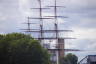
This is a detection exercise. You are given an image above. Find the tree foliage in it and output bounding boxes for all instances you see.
[0,33,50,64]
[60,53,78,64]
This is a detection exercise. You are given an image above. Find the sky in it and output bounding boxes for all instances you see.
[0,0,96,61]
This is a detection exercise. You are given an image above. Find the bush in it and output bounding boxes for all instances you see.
[0,33,50,64]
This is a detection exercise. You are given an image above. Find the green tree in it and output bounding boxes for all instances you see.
[60,53,78,64]
[0,33,50,64]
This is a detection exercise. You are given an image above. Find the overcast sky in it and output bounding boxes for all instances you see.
[0,0,96,61]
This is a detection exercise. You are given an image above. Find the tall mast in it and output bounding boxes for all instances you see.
[20,0,81,64]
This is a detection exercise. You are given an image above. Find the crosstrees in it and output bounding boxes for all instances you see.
[45,0,75,64]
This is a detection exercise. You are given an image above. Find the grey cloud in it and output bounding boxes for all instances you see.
[0,0,24,33]
[0,0,96,60]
